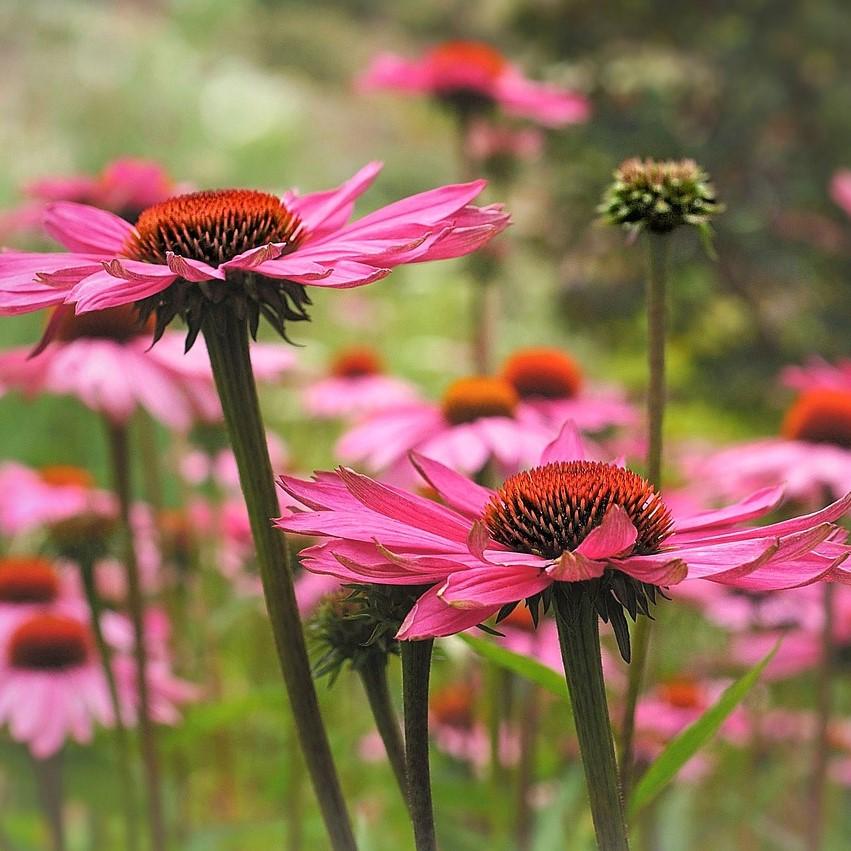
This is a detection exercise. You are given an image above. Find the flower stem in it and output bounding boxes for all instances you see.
[808,581,835,851]
[556,591,629,851]
[78,556,140,851]
[105,419,167,851]
[619,233,670,795]
[31,752,65,851]
[201,312,356,851]
[515,681,539,851]
[358,657,409,810]
[400,639,436,851]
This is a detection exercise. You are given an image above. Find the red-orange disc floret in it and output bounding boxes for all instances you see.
[127,189,304,267]
[782,389,851,449]
[428,41,508,85]
[441,376,519,425]
[0,557,60,604]
[331,347,384,379]
[484,460,672,560]
[429,682,477,730]
[659,678,703,710]
[51,304,152,343]
[501,348,583,400]
[39,465,95,489]
[8,613,91,670]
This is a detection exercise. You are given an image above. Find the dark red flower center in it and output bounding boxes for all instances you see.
[782,389,851,448]
[8,613,90,670]
[39,465,94,489]
[127,189,304,267]
[331,347,384,378]
[484,461,672,560]
[659,678,703,710]
[51,304,151,343]
[501,348,583,400]
[441,376,518,425]
[430,682,476,729]
[428,41,508,88]
[0,557,60,604]
[500,604,536,633]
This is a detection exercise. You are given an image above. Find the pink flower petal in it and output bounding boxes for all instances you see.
[43,202,134,254]
[438,565,550,608]
[409,452,493,518]
[539,420,587,465]
[397,585,500,640]
[576,505,638,559]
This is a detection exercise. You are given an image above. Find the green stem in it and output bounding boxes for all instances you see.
[201,313,356,851]
[358,658,409,811]
[401,639,436,851]
[515,682,539,851]
[31,752,65,851]
[105,419,167,851]
[78,556,140,851]
[808,581,835,851]
[556,592,629,851]
[620,233,670,796]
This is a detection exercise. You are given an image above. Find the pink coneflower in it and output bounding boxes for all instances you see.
[0,157,183,242]
[830,169,851,218]
[0,163,508,346]
[358,41,590,127]
[302,347,419,420]
[0,557,74,641]
[465,120,545,176]
[337,375,556,480]
[500,348,637,433]
[277,424,851,656]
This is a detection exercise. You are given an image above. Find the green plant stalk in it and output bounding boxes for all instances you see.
[31,752,65,851]
[105,419,167,851]
[556,591,629,851]
[78,556,140,851]
[515,681,539,851]
[201,312,356,851]
[619,233,670,796]
[401,639,437,851]
[358,657,409,810]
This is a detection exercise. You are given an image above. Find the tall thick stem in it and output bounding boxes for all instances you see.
[32,753,65,851]
[105,419,167,851]
[201,314,356,851]
[808,581,835,851]
[556,592,629,851]
[619,234,670,796]
[358,657,408,810]
[78,557,139,851]
[401,639,436,851]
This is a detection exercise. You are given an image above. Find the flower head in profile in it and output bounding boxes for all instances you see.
[600,158,721,237]
[302,347,419,420]
[336,375,556,481]
[0,163,507,350]
[358,41,590,127]
[277,424,851,661]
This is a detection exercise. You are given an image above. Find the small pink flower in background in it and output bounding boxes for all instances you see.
[830,169,851,218]
[0,162,508,326]
[181,433,290,491]
[0,157,184,242]
[465,120,545,173]
[358,41,590,127]
[302,347,419,420]
[337,376,556,481]
[278,423,851,646]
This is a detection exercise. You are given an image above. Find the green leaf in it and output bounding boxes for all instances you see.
[629,640,780,815]
[458,633,569,700]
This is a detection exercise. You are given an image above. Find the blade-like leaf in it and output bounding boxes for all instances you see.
[629,640,780,815]
[459,633,569,701]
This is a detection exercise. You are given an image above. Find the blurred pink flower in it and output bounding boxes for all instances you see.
[302,347,419,420]
[830,169,851,218]
[277,423,851,642]
[358,41,590,127]
[465,120,544,166]
[0,162,508,317]
[336,376,556,480]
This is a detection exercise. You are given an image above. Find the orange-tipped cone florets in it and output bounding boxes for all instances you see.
[39,465,95,489]
[430,682,477,730]
[8,613,91,670]
[659,678,703,710]
[0,557,60,604]
[484,460,672,560]
[51,304,151,343]
[331,347,384,378]
[782,389,851,448]
[441,376,519,425]
[428,41,507,85]
[501,348,583,400]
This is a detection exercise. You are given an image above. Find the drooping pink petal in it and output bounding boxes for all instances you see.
[409,452,493,518]
[576,505,638,559]
[69,264,178,312]
[674,485,786,533]
[397,585,501,640]
[293,162,383,235]
[43,202,134,254]
[495,72,591,127]
[438,565,550,608]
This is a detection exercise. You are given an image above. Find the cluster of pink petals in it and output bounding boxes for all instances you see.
[277,424,851,641]
[303,372,420,420]
[180,433,290,491]
[830,169,851,218]
[521,389,638,434]
[358,47,590,128]
[0,157,183,243]
[0,162,508,317]
[337,400,557,482]
[465,120,545,164]
[781,356,851,394]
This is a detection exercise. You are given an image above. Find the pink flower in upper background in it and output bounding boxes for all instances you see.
[337,375,556,482]
[0,157,184,243]
[277,424,851,656]
[0,162,509,351]
[830,169,851,218]
[358,41,590,127]
[302,347,419,420]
